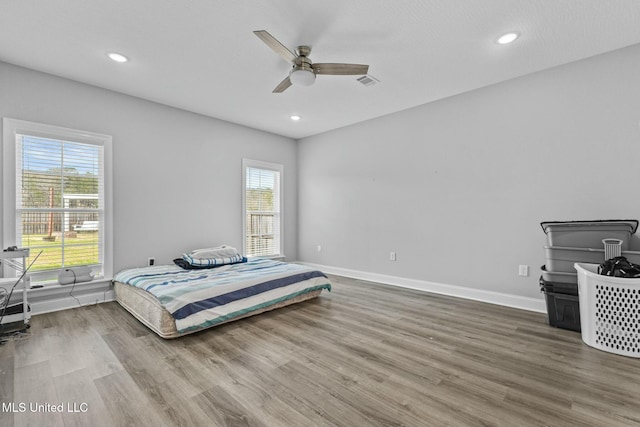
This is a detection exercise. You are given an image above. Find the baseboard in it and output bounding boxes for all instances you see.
[24,265,546,315]
[298,262,546,313]
[27,279,115,315]
[30,290,115,315]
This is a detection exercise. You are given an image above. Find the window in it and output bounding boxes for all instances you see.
[2,118,112,283]
[242,159,283,258]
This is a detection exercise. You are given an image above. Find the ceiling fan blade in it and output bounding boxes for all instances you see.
[253,30,296,63]
[273,76,292,93]
[312,63,369,75]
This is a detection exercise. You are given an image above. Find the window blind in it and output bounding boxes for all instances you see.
[244,164,281,257]
[16,134,104,276]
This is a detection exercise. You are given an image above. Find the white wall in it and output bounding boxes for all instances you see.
[0,61,298,274]
[298,43,640,302]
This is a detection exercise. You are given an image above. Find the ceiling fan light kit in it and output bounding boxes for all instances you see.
[253,30,370,93]
[290,68,316,86]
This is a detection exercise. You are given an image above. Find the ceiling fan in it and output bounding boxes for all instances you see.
[253,30,369,93]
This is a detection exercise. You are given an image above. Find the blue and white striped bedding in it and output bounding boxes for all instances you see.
[114,259,331,334]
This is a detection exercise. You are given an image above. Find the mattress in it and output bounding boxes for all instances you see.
[113,259,331,338]
[114,281,323,338]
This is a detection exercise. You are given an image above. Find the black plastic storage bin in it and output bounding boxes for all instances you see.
[538,276,578,296]
[539,277,581,332]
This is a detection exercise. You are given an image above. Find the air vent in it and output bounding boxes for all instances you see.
[356,75,380,87]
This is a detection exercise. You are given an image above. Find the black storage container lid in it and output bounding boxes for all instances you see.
[540,219,638,234]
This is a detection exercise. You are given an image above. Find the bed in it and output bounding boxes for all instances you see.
[113,258,332,338]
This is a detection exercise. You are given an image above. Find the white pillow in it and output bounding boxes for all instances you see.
[189,245,239,260]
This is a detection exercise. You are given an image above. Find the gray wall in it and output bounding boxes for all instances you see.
[297,43,640,300]
[0,61,298,272]
[4,41,640,304]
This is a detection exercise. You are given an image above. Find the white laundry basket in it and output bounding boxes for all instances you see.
[574,263,640,357]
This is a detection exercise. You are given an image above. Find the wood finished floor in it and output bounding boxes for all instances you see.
[1,274,640,427]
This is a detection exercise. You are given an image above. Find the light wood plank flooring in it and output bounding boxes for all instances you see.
[2,274,640,427]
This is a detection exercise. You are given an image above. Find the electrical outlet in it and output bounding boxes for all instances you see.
[148,257,155,266]
[518,265,529,277]
[390,251,396,261]
[317,245,322,253]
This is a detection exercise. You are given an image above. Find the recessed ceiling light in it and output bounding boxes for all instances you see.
[107,52,128,63]
[290,115,301,121]
[497,32,519,45]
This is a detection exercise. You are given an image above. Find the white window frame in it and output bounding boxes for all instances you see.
[242,158,284,259]
[2,118,113,283]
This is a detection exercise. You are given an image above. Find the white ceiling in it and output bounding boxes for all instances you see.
[2,1,640,139]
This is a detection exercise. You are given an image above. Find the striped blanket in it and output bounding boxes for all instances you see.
[113,259,331,333]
